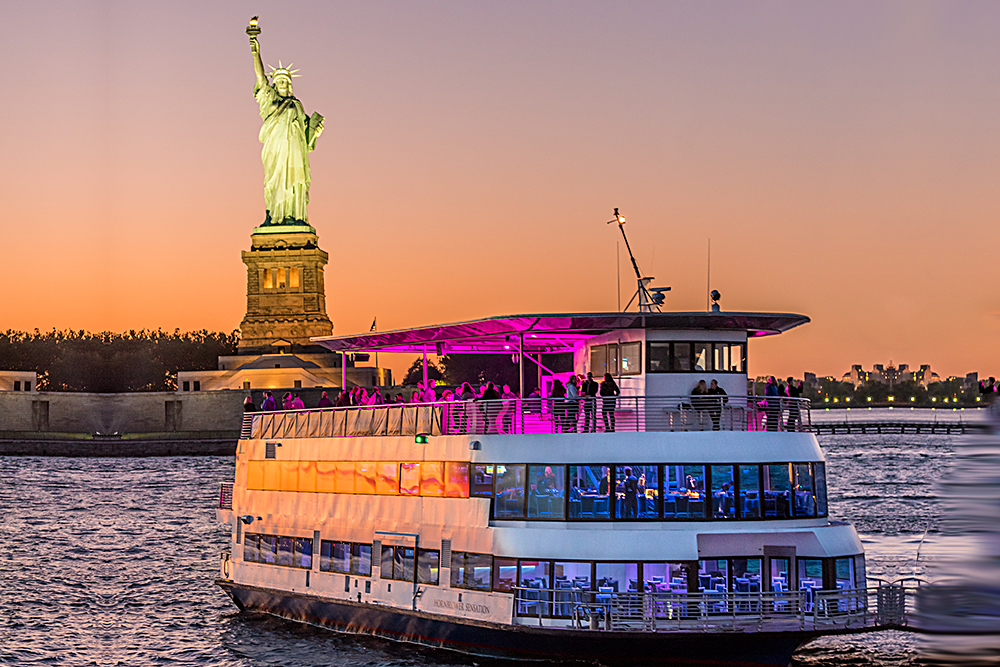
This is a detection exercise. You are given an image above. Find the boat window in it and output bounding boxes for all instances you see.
[399,462,420,495]
[763,464,792,519]
[698,559,729,594]
[596,562,638,594]
[739,464,761,518]
[835,557,855,590]
[293,538,312,569]
[792,463,815,517]
[712,344,730,374]
[711,465,736,519]
[607,344,619,375]
[351,544,372,576]
[493,558,518,592]
[769,557,790,593]
[797,558,823,590]
[647,343,671,372]
[568,465,611,519]
[554,562,591,592]
[494,465,526,519]
[397,547,415,582]
[380,545,394,578]
[452,552,492,591]
[590,345,608,376]
[693,343,710,371]
[380,545,415,582]
[375,462,398,494]
[471,465,494,498]
[243,533,259,562]
[276,537,294,566]
[518,560,551,592]
[527,465,565,519]
[615,465,659,519]
[672,343,691,372]
[259,535,276,564]
[417,549,440,585]
[642,562,688,593]
[730,344,746,373]
[323,541,350,573]
[335,462,355,493]
[445,462,470,497]
[814,463,828,516]
[420,462,445,497]
[355,462,377,494]
[854,555,866,590]
[620,342,641,375]
[730,558,762,593]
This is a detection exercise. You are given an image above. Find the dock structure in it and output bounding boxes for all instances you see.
[812,421,984,436]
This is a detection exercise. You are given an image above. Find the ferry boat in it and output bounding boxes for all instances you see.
[216,311,899,666]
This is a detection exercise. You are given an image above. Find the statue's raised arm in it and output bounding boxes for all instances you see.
[246,18,322,227]
[250,36,267,90]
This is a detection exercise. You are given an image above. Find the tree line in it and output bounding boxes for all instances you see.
[0,329,239,392]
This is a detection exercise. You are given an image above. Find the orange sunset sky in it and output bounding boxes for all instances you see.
[2,1,998,382]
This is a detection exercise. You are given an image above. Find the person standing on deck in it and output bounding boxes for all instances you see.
[581,372,599,433]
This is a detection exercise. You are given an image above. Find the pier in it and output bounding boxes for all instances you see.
[812,420,984,435]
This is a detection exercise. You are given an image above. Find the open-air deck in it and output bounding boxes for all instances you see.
[243,395,812,440]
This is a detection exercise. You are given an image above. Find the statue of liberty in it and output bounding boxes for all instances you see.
[249,24,324,226]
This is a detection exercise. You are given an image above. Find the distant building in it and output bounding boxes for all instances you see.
[842,361,940,388]
[0,370,37,392]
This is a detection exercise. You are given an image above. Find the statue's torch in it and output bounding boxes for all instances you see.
[246,16,261,38]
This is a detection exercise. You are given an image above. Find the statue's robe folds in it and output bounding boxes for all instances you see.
[255,82,317,225]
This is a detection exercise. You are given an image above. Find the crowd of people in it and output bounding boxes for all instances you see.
[239,371,623,435]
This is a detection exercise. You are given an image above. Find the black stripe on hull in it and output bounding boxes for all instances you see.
[217,580,815,666]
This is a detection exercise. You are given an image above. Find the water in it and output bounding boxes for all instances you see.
[0,434,975,666]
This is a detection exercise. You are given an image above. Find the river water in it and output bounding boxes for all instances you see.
[0,432,979,666]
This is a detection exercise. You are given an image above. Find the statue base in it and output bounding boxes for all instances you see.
[238,224,333,354]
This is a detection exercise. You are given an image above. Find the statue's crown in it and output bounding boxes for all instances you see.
[268,60,301,84]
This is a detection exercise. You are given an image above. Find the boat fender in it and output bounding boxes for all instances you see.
[223,556,230,578]
[357,592,361,603]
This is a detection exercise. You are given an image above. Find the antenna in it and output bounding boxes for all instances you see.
[607,208,670,312]
[706,238,711,311]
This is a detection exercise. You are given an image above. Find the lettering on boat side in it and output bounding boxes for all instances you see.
[433,599,490,615]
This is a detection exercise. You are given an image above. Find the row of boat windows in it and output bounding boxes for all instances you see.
[476,462,828,521]
[241,533,864,607]
[245,460,827,522]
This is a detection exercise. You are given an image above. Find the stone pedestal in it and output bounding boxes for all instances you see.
[238,224,333,353]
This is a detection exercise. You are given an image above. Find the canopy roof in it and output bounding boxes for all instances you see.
[312,312,809,355]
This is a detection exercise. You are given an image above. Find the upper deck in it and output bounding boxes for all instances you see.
[244,394,812,441]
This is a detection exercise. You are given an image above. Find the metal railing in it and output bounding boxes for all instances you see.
[219,482,234,510]
[245,395,812,440]
[510,580,919,633]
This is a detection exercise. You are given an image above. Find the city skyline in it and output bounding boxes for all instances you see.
[3,2,999,383]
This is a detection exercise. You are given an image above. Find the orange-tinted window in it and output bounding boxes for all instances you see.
[335,462,355,493]
[356,462,376,494]
[376,462,399,494]
[298,460,317,493]
[445,462,470,498]
[400,462,420,495]
[280,461,299,492]
[247,460,265,490]
[262,461,281,491]
[316,461,337,493]
[420,461,445,497]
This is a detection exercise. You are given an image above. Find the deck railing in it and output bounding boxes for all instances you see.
[510,581,918,633]
[245,395,812,440]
